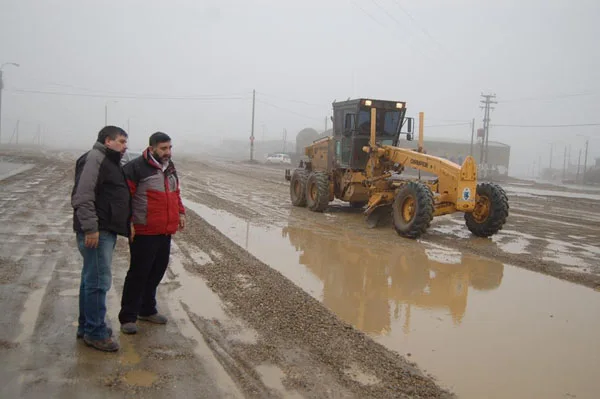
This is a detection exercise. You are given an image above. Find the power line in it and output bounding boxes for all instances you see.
[352,0,434,62]
[493,122,600,128]
[391,0,447,52]
[255,99,323,122]
[424,122,471,128]
[255,91,327,108]
[499,91,599,103]
[350,0,384,26]
[6,88,251,101]
[42,81,248,99]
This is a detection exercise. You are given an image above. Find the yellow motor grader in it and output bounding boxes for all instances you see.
[284,98,509,239]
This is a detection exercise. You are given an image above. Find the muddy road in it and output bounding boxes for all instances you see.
[0,149,452,399]
[176,156,600,399]
[1,149,599,399]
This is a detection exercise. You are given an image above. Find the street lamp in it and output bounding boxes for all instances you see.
[0,62,20,144]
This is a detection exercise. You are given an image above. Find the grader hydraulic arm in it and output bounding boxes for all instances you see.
[366,144,478,214]
[361,108,478,220]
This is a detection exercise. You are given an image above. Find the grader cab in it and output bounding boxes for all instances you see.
[285,98,509,239]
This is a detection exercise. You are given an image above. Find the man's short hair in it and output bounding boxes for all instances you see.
[97,126,128,144]
[149,132,171,147]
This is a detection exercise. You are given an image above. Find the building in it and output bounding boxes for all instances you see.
[294,127,511,176]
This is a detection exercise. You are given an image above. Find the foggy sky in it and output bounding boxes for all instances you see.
[1,0,599,176]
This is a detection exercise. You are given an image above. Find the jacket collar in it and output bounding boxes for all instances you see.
[143,147,174,172]
[93,142,122,163]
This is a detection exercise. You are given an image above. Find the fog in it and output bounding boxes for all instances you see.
[1,0,599,176]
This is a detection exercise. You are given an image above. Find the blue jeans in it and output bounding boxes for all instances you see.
[76,231,117,340]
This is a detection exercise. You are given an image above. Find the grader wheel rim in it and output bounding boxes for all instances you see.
[293,180,302,197]
[401,196,416,222]
[473,195,491,223]
[309,183,318,202]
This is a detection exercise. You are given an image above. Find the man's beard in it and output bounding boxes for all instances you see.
[153,151,170,164]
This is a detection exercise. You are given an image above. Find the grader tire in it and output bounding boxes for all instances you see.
[290,169,309,207]
[306,172,330,212]
[392,181,434,239]
[465,182,509,237]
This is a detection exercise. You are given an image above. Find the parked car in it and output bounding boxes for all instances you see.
[265,153,291,165]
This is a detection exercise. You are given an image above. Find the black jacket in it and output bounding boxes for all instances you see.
[71,142,131,236]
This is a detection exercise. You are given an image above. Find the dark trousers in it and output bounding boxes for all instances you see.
[119,234,171,324]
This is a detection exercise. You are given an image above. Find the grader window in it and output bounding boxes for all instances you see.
[344,113,356,130]
[357,108,402,137]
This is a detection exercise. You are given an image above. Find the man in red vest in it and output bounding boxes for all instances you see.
[118,132,185,334]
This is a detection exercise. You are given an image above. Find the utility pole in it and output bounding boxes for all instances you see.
[282,128,287,153]
[583,139,589,184]
[250,89,255,161]
[9,119,19,144]
[563,145,567,180]
[480,93,497,178]
[0,69,3,145]
[576,149,582,183]
[0,62,20,145]
[538,155,542,179]
[469,118,475,156]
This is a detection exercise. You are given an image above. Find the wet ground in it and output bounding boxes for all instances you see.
[1,148,599,398]
[0,150,451,399]
[177,157,600,399]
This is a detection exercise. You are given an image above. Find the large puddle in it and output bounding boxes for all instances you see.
[184,199,600,399]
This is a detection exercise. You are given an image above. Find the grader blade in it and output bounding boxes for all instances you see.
[365,204,392,228]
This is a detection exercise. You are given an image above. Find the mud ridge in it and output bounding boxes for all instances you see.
[178,210,454,399]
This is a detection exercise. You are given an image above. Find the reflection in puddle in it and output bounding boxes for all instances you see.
[185,199,600,399]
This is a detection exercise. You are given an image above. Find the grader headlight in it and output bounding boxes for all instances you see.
[364,100,372,106]
[396,102,404,109]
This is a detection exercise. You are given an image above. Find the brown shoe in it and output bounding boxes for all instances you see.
[83,336,119,352]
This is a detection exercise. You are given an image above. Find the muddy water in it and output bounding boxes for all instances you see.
[185,199,600,399]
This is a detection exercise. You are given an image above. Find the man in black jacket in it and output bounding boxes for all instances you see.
[71,126,130,352]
